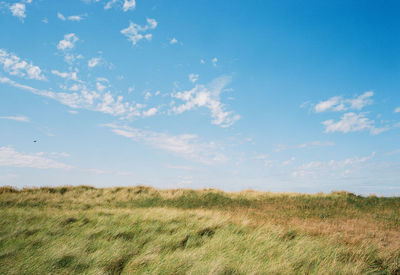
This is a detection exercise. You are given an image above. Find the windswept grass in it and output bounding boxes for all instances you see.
[0,186,399,274]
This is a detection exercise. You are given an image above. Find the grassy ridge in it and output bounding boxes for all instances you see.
[0,186,399,274]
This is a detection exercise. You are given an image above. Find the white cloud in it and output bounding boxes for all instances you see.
[51,70,79,81]
[0,146,72,170]
[0,76,145,119]
[121,19,158,46]
[103,124,228,165]
[58,12,87,21]
[57,33,79,51]
[10,3,26,19]
[282,157,295,166]
[142,107,158,117]
[188,73,199,83]
[86,0,135,11]
[0,115,30,122]
[315,91,373,113]
[57,12,66,20]
[293,152,376,179]
[0,49,46,80]
[322,112,388,135]
[212,57,218,67]
[96,82,107,92]
[170,38,178,44]
[275,141,335,152]
[88,57,101,68]
[144,91,151,100]
[171,76,240,127]
[104,0,118,9]
[122,0,136,11]
[395,107,400,113]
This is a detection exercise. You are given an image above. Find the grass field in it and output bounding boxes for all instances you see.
[0,185,399,274]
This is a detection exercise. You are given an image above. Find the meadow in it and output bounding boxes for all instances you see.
[0,185,399,274]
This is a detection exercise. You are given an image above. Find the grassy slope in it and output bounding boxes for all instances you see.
[0,186,399,274]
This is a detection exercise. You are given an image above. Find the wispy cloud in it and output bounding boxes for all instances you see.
[57,12,88,22]
[57,33,79,51]
[170,38,178,44]
[0,49,46,80]
[0,146,73,170]
[395,107,400,113]
[212,57,218,67]
[142,107,158,117]
[121,18,157,46]
[315,91,373,113]
[171,76,240,127]
[88,57,101,68]
[292,152,376,178]
[274,141,335,152]
[103,0,136,11]
[322,112,388,135]
[103,124,228,165]
[0,76,147,119]
[188,73,199,83]
[51,70,79,81]
[0,115,30,122]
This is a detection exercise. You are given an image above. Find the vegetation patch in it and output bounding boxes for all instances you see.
[0,186,399,274]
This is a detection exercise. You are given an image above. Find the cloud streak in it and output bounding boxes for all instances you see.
[315,91,373,113]
[0,146,73,170]
[103,124,228,165]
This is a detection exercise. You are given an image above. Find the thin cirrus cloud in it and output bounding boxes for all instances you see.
[292,152,376,179]
[0,146,73,170]
[0,49,46,80]
[274,141,335,152]
[395,107,400,113]
[120,18,158,46]
[103,124,229,165]
[171,75,240,127]
[0,115,30,122]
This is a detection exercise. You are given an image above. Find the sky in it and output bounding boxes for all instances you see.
[0,0,399,195]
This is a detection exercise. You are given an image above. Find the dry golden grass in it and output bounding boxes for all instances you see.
[0,185,399,274]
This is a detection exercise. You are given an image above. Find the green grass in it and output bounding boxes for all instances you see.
[0,186,399,274]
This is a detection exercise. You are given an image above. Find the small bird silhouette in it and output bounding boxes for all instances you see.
[33,140,38,143]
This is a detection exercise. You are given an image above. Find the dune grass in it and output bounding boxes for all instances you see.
[0,185,399,274]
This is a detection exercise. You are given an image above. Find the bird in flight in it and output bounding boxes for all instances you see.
[33,140,38,143]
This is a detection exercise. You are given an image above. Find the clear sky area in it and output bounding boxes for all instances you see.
[0,0,399,195]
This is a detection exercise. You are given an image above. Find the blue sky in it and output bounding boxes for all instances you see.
[0,0,399,195]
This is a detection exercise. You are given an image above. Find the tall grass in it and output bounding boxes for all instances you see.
[0,186,399,274]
